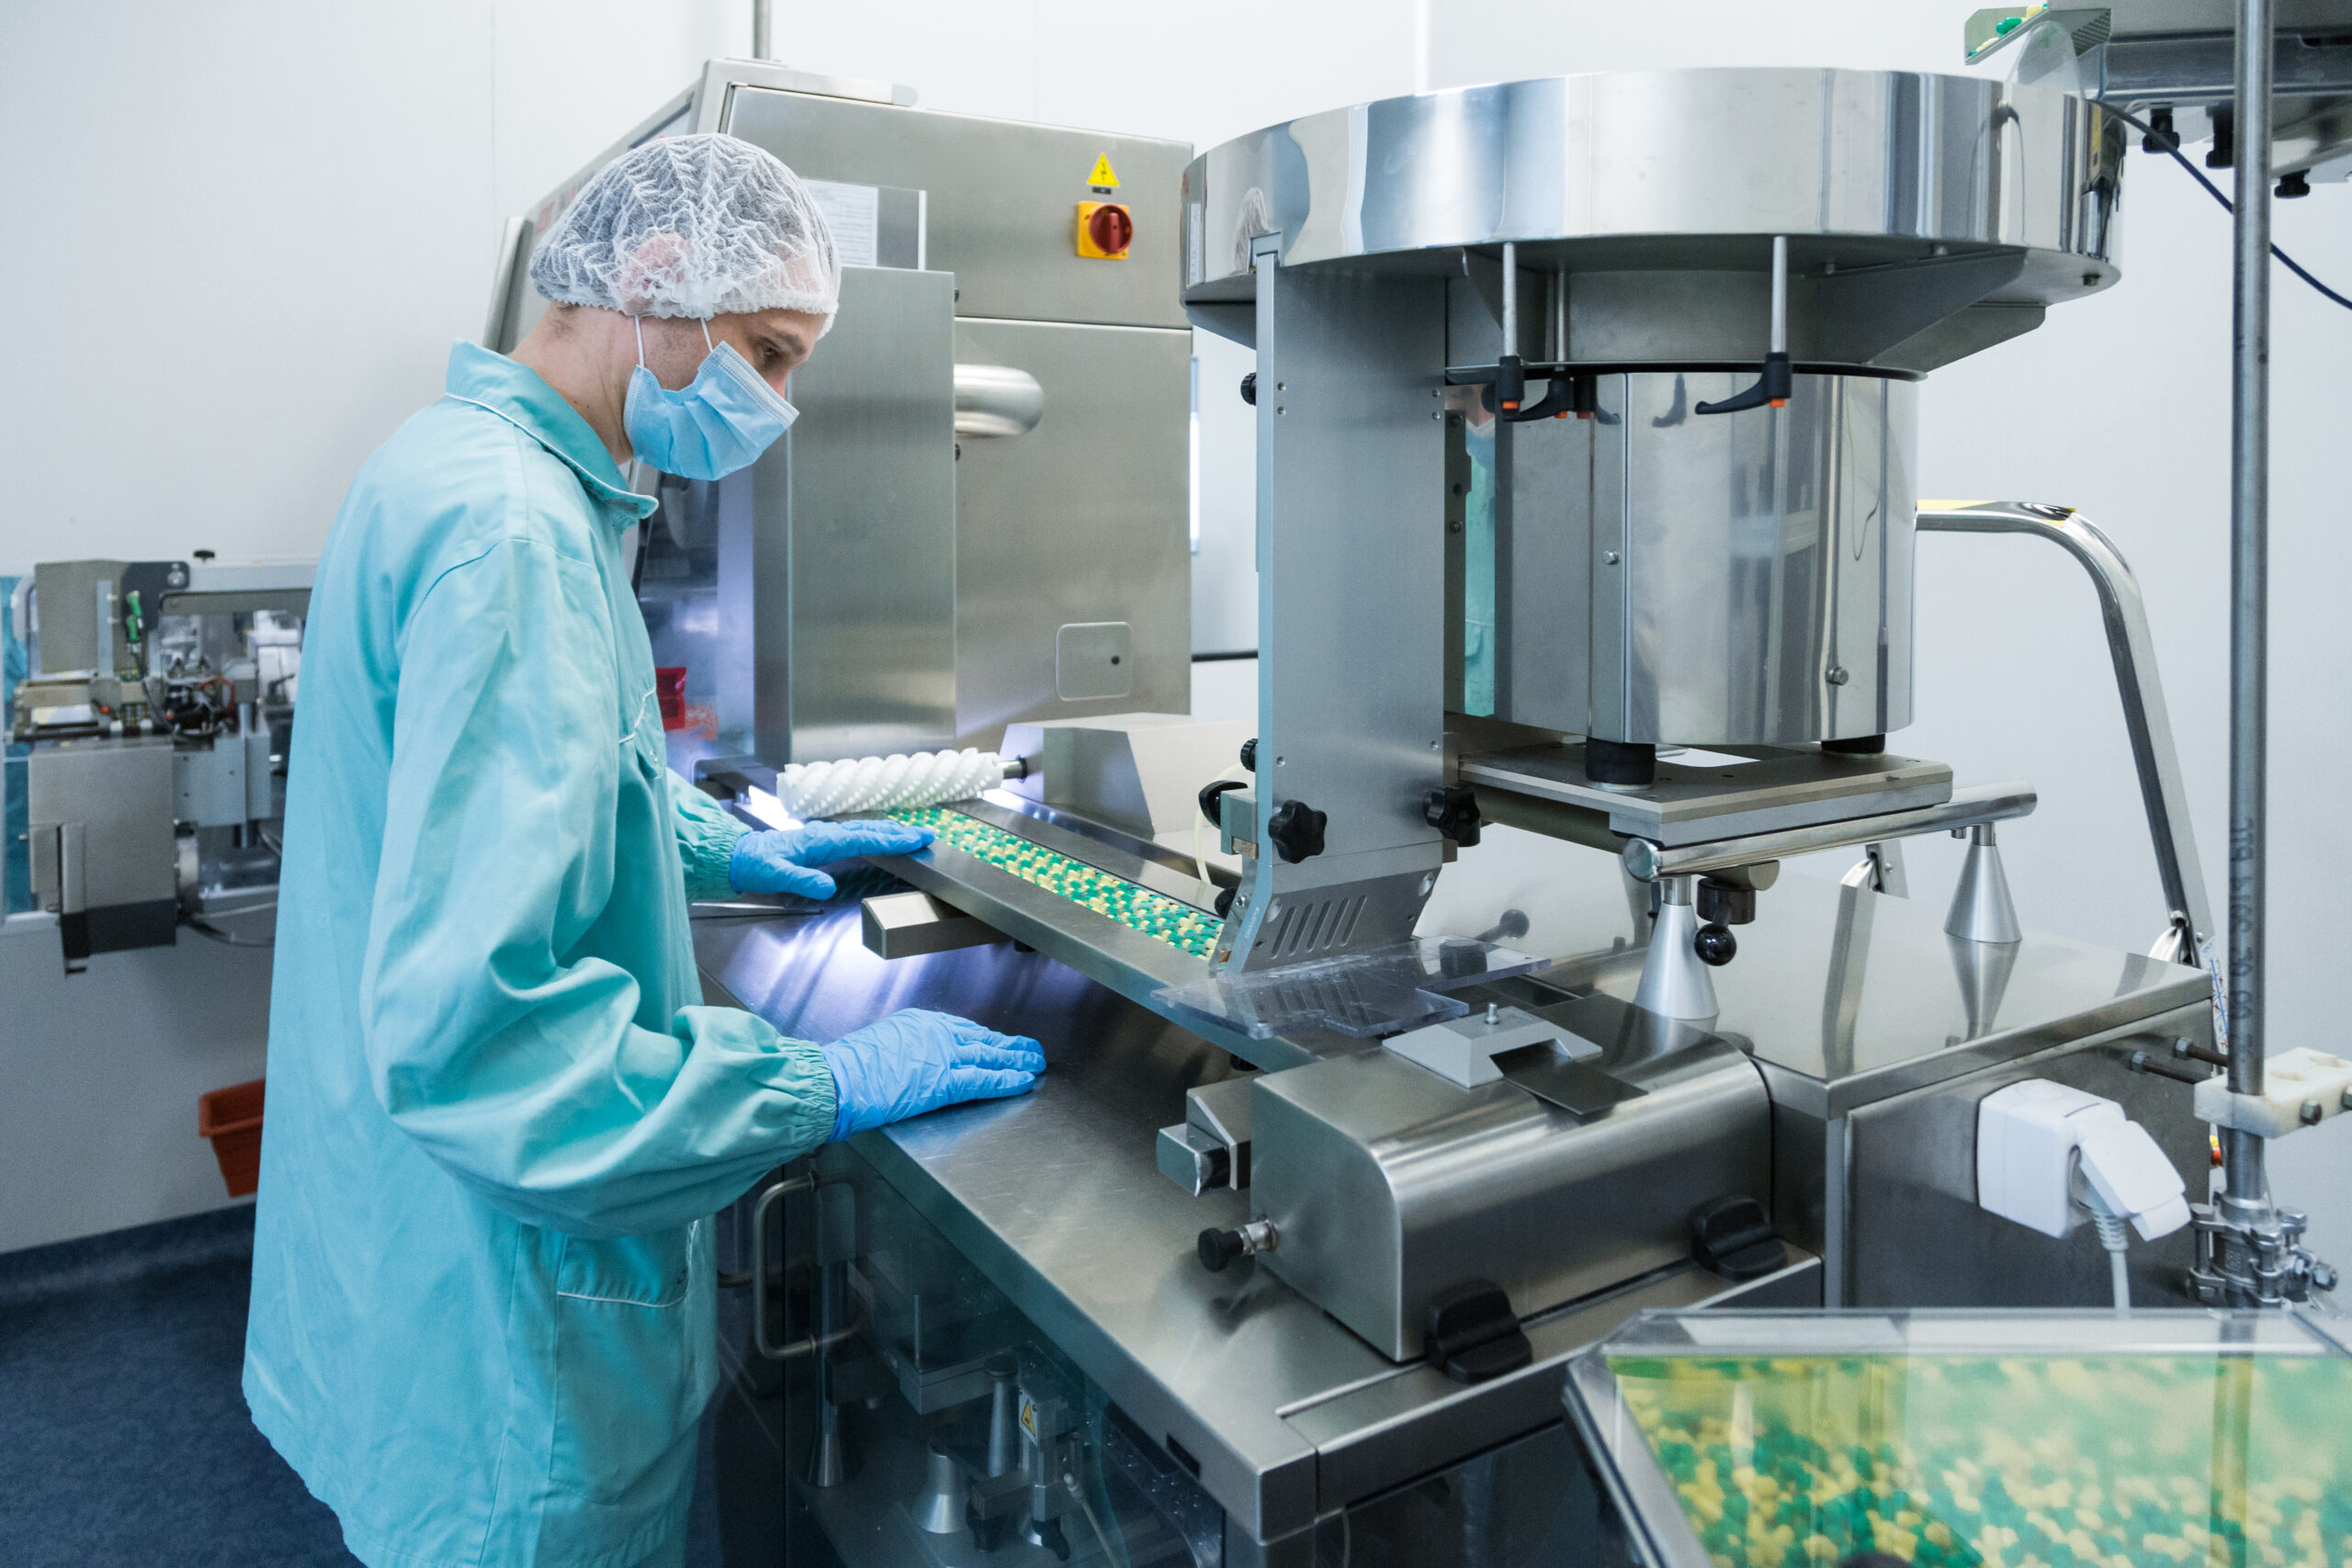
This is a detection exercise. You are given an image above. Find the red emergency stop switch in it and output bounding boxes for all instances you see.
[1076,201,1133,259]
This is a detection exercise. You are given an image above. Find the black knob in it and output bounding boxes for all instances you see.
[1214,886,1235,919]
[1198,778,1246,829]
[1239,737,1257,773]
[1696,877,1755,926]
[1266,799,1327,863]
[1197,1227,1247,1272]
[1239,372,1257,406]
[1693,922,1738,967]
[2142,107,2180,154]
[1422,784,1482,847]
[2207,106,2234,170]
[2279,169,2312,198]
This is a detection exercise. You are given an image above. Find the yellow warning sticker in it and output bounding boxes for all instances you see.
[1086,154,1120,189]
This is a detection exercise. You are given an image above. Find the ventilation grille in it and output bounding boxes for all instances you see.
[1259,894,1368,960]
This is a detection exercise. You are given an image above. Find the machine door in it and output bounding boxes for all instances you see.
[951,319,1190,750]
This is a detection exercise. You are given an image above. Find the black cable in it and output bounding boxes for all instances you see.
[2103,104,2352,313]
[185,914,272,948]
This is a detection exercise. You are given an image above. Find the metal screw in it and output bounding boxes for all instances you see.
[1276,405,1285,415]
[1826,666,1850,686]
[2301,1101,2325,1126]
[2083,272,2099,287]
[1486,1002,1499,1025]
[1275,381,1285,391]
[1602,551,1621,565]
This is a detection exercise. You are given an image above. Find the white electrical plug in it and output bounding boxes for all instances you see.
[1977,1079,2190,1240]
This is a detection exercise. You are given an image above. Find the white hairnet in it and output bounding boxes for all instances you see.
[528,133,839,324]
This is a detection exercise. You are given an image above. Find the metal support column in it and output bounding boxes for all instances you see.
[2222,0,2272,1231]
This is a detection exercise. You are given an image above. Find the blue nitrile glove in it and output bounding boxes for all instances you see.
[820,1009,1046,1140]
[728,818,935,898]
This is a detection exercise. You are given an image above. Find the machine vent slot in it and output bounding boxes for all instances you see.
[1267,894,1366,958]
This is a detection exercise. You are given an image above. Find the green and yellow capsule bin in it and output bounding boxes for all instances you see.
[1563,1311,2352,1568]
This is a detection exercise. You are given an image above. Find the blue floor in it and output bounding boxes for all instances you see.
[0,1206,723,1567]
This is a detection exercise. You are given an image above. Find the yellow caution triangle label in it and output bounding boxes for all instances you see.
[1086,154,1120,189]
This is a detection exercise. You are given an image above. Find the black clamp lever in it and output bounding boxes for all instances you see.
[1696,234,1793,416]
[1422,1280,1532,1384]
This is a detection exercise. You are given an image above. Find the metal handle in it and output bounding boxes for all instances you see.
[749,1174,811,1359]
[747,1174,869,1361]
[1917,503,2214,957]
[953,364,1045,438]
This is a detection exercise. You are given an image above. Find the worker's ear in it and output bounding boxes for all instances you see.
[616,233,692,317]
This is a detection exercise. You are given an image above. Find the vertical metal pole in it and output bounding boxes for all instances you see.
[752,0,773,61]
[1500,241,1518,352]
[1769,234,1789,355]
[2222,0,2272,1217]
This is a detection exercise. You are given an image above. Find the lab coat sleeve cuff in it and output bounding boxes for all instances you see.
[763,1034,840,1153]
[673,784,752,902]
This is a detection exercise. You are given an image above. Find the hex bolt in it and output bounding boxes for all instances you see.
[2301,1101,2325,1126]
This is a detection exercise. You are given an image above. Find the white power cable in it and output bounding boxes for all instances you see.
[2089,1200,2132,1313]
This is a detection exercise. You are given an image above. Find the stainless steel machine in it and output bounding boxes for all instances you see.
[9,557,308,971]
[485,58,1194,778]
[588,62,2338,1568]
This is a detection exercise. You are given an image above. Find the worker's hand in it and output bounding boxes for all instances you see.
[729,819,935,898]
[820,1009,1045,1140]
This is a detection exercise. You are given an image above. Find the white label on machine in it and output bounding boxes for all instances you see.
[804,179,879,269]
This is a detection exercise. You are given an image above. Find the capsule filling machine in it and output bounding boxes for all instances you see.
[515,59,2284,1567]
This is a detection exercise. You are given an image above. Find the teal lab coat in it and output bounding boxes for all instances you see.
[244,342,836,1568]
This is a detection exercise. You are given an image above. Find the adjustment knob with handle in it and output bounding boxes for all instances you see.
[1693,922,1738,967]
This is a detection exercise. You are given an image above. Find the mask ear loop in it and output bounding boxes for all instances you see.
[634,314,717,378]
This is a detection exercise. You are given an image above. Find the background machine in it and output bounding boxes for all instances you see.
[520,57,2325,1568]
[9,557,308,970]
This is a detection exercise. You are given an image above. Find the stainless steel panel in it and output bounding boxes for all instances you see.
[1183,71,2122,364]
[1497,409,1591,732]
[751,265,957,761]
[951,319,1191,748]
[1219,260,1449,973]
[1249,1036,1771,1359]
[1841,1011,2213,1309]
[1496,371,1917,747]
[1054,621,1132,701]
[27,740,176,909]
[31,560,129,675]
[692,902,1813,1543]
[721,87,1190,329]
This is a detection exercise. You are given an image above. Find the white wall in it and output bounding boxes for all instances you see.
[2,2,2343,1254]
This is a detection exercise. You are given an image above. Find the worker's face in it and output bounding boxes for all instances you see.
[633,307,827,398]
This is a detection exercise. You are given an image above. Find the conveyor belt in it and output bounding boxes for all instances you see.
[891,806,1222,960]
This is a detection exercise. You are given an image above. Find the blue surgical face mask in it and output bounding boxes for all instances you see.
[622,316,797,479]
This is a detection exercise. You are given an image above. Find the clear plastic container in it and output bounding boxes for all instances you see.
[1565,1310,2352,1568]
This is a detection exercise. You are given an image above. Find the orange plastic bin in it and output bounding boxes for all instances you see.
[198,1078,266,1198]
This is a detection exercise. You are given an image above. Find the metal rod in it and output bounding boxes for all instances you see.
[752,0,773,60]
[2224,0,2272,1211]
[1500,241,1518,354]
[1622,782,2037,882]
[1769,234,1789,354]
[1918,505,2213,953]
